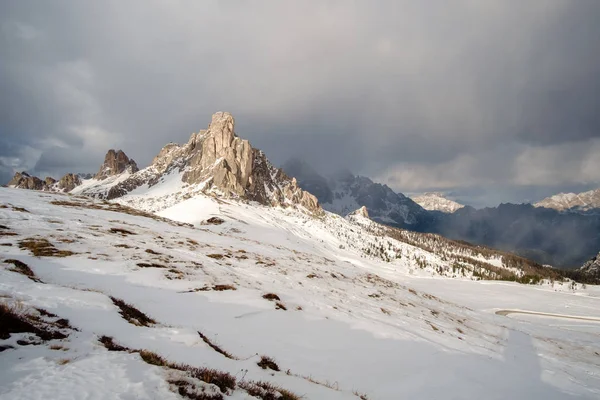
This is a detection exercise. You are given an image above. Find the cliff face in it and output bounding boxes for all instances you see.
[94,149,139,180]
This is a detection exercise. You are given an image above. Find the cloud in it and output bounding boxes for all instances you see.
[1,1,599,206]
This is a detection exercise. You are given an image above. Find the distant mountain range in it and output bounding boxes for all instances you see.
[280,160,600,269]
[534,188,600,213]
[282,159,430,228]
[410,192,464,213]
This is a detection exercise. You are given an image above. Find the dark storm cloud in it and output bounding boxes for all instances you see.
[1,1,599,205]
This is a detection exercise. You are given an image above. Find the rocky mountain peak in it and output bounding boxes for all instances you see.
[95,149,139,180]
[96,112,321,212]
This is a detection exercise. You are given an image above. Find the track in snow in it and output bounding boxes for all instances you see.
[496,310,600,322]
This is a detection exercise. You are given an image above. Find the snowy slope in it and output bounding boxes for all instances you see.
[535,188,600,212]
[1,188,600,399]
[411,192,464,213]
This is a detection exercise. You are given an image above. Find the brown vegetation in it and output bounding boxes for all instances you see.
[110,296,156,326]
[18,237,75,257]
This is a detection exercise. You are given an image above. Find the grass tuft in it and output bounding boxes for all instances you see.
[257,355,280,371]
[109,227,136,235]
[262,293,280,301]
[139,349,169,366]
[239,381,302,400]
[0,302,68,341]
[212,284,236,291]
[4,259,42,282]
[197,331,237,359]
[98,335,131,352]
[137,262,168,269]
[110,296,156,326]
[168,379,224,400]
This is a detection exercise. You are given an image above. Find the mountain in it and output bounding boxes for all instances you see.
[9,112,320,213]
[282,159,430,228]
[410,192,464,213]
[94,149,139,180]
[565,251,600,284]
[2,112,599,398]
[534,188,600,213]
[1,183,598,399]
[282,159,600,268]
[6,112,599,269]
[427,203,600,268]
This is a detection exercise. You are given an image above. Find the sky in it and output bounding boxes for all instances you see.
[1,1,599,207]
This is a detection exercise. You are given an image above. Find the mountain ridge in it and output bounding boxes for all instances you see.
[410,192,464,213]
[535,188,600,213]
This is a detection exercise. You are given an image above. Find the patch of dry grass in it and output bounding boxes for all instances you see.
[257,355,280,371]
[0,302,69,341]
[212,284,236,291]
[239,381,301,400]
[4,259,42,282]
[137,262,168,269]
[197,331,237,360]
[262,293,281,301]
[110,297,156,327]
[18,238,75,257]
[109,227,136,235]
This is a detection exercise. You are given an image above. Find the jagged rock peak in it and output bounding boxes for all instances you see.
[95,149,139,180]
[57,173,82,192]
[350,206,370,219]
[105,112,321,213]
[8,172,46,190]
[7,171,83,193]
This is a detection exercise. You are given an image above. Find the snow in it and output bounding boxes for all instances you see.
[410,192,464,213]
[1,187,599,399]
[70,172,133,197]
[534,188,600,212]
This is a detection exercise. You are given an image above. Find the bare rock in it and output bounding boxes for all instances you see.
[95,149,139,180]
[57,173,82,192]
[8,172,47,191]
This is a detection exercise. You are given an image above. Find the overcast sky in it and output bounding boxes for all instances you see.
[1,1,599,207]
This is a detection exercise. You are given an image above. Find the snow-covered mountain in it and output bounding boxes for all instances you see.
[1,185,599,399]
[282,159,430,228]
[535,188,600,213]
[571,251,600,283]
[2,112,600,398]
[410,192,464,213]
[10,112,319,214]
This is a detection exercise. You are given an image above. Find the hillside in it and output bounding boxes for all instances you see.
[2,187,600,399]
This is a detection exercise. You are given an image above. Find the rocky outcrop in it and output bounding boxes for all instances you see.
[95,149,138,180]
[573,251,600,283]
[579,252,600,274]
[7,171,83,193]
[351,206,370,219]
[8,172,48,191]
[57,173,82,192]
